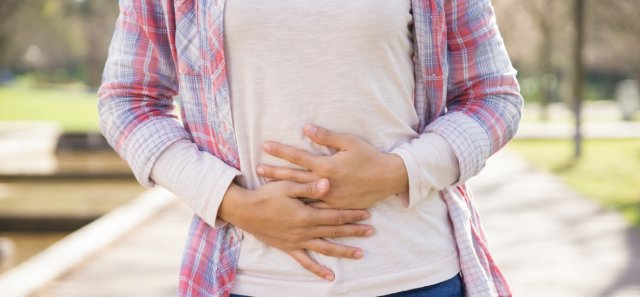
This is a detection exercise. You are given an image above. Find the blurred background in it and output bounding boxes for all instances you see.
[0,0,638,296]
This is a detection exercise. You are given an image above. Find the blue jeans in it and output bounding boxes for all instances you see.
[230,273,463,297]
[380,274,463,297]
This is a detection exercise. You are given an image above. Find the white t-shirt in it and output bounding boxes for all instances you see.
[223,0,459,296]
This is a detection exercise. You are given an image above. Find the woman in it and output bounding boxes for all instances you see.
[98,0,522,296]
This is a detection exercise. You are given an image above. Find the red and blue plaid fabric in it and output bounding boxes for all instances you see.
[98,0,523,296]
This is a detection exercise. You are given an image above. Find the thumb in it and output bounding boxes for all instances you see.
[287,178,330,199]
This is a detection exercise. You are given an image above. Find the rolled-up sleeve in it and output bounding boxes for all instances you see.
[98,0,191,187]
[424,0,523,184]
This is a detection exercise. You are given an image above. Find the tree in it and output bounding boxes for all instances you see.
[572,0,586,158]
[521,0,571,121]
[589,0,640,82]
[0,0,118,87]
[0,1,25,70]
[70,0,119,88]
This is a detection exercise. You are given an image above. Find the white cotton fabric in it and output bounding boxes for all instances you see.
[222,0,460,296]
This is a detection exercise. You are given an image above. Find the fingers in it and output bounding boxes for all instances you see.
[289,250,335,281]
[262,141,326,171]
[303,124,356,151]
[256,165,318,183]
[304,238,364,260]
[285,179,330,199]
[310,224,374,239]
[307,201,333,209]
[310,208,370,226]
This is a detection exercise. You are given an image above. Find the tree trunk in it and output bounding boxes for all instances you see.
[539,24,553,122]
[572,0,585,159]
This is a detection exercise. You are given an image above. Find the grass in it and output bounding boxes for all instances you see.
[507,138,640,227]
[0,86,100,132]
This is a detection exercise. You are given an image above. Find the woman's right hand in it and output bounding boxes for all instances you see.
[218,178,373,281]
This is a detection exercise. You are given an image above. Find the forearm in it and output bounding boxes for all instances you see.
[389,133,460,208]
[150,140,242,228]
[98,0,190,187]
[432,0,523,183]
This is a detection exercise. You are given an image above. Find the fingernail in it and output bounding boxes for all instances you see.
[256,166,265,175]
[365,229,374,236]
[325,274,334,281]
[305,124,317,135]
[262,143,272,152]
[354,250,363,258]
[362,212,370,220]
[317,179,329,192]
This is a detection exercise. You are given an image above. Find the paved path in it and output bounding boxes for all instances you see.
[515,122,640,139]
[516,101,640,139]
[30,149,640,297]
[469,149,640,297]
[31,201,192,297]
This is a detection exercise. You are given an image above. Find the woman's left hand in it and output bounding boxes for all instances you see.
[258,124,409,209]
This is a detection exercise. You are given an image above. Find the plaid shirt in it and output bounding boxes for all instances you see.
[98,0,522,296]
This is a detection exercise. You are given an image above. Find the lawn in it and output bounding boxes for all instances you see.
[507,138,640,227]
[0,86,100,132]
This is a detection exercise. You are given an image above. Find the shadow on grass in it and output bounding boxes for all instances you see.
[551,159,579,173]
[618,201,640,228]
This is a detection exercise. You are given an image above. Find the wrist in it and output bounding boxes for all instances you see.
[384,153,409,195]
[218,182,255,227]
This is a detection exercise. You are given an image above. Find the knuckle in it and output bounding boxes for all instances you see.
[321,245,331,256]
[283,181,295,194]
[286,182,301,197]
[290,150,302,163]
[316,128,329,139]
[288,171,300,182]
[318,162,334,175]
[351,212,366,222]
[300,260,313,270]
[304,182,315,196]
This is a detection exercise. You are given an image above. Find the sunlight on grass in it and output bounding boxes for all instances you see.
[0,86,100,132]
[508,138,640,227]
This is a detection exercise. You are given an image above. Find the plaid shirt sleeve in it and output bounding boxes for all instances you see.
[97,0,192,187]
[424,0,524,183]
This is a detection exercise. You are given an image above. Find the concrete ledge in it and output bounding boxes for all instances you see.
[55,132,111,152]
[0,172,134,181]
[0,187,177,297]
[0,215,98,232]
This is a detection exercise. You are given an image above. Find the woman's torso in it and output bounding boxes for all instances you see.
[224,1,459,296]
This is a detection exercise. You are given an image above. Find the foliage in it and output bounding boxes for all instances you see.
[494,0,640,110]
[508,138,640,227]
[0,0,119,87]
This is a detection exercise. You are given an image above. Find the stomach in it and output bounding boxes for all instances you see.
[235,188,459,283]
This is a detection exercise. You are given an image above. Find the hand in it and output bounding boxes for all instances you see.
[218,178,374,281]
[257,124,409,209]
